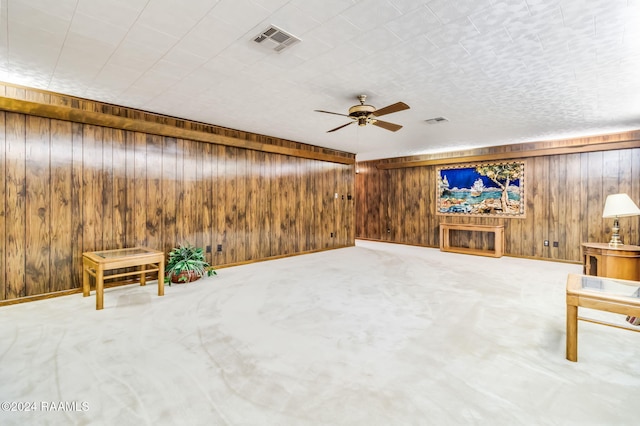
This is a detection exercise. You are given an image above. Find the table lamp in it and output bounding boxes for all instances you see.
[602,193,640,247]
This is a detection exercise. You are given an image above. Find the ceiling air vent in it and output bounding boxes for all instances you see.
[425,117,448,125]
[253,25,301,53]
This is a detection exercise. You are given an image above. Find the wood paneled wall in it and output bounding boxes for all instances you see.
[0,85,355,302]
[356,138,640,263]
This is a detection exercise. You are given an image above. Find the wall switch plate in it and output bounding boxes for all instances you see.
[544,240,549,246]
[553,241,559,247]
[206,245,212,253]
[216,244,223,252]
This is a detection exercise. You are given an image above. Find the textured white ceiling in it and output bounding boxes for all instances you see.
[1,0,640,160]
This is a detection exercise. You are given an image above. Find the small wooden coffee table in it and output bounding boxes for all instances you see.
[566,273,640,362]
[82,247,165,310]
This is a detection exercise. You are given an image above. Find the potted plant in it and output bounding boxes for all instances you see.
[165,243,217,285]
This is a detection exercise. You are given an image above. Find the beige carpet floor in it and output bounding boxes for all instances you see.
[1,240,639,425]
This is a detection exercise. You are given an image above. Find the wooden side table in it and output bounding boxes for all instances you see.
[581,242,640,281]
[82,247,165,310]
[566,273,640,362]
[439,223,504,258]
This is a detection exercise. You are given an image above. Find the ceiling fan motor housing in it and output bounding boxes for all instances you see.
[349,104,375,126]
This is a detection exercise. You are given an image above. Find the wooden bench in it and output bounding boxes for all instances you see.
[439,223,504,258]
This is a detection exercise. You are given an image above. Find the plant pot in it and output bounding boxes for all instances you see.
[170,271,201,284]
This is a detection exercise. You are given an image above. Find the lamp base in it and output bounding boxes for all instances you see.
[608,218,623,247]
[608,236,623,247]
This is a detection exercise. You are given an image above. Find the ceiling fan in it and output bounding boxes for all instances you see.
[315,95,410,133]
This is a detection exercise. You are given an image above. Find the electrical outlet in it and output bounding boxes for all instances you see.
[216,244,222,252]
[330,232,334,238]
[544,240,549,247]
[206,245,211,253]
[553,241,559,247]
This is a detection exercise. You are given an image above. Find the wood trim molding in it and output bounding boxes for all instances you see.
[0,96,355,165]
[375,132,640,169]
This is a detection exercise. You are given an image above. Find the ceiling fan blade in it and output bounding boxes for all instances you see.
[327,121,355,133]
[371,119,402,132]
[372,102,410,117]
[315,109,350,117]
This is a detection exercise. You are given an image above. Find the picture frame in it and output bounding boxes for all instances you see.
[436,161,526,218]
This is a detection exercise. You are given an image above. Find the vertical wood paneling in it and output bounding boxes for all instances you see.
[549,155,561,258]
[342,164,354,246]
[5,113,26,299]
[314,160,324,248]
[407,168,420,243]
[70,123,83,289]
[565,154,581,260]
[202,142,214,264]
[82,125,104,252]
[223,146,237,262]
[174,139,186,244]
[257,151,270,258]
[586,152,603,243]
[323,161,332,248]
[283,154,292,251]
[112,129,127,249]
[192,141,204,249]
[236,149,248,259]
[579,152,590,246]
[415,167,425,245]
[630,149,640,245]
[124,131,135,247]
[291,159,301,252]
[25,116,51,296]
[364,163,383,240]
[134,132,147,247]
[531,157,546,258]
[357,147,640,262]
[381,169,390,241]
[271,154,282,253]
[190,140,202,246]
[0,95,355,302]
[102,129,114,250]
[214,144,226,264]
[50,120,73,292]
[335,164,342,246]
[389,169,401,241]
[162,137,178,255]
[5,86,26,100]
[146,134,162,250]
[0,112,5,299]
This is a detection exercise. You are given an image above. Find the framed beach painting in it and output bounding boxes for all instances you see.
[436,161,526,218]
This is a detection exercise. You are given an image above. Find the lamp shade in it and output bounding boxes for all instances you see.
[602,193,640,218]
